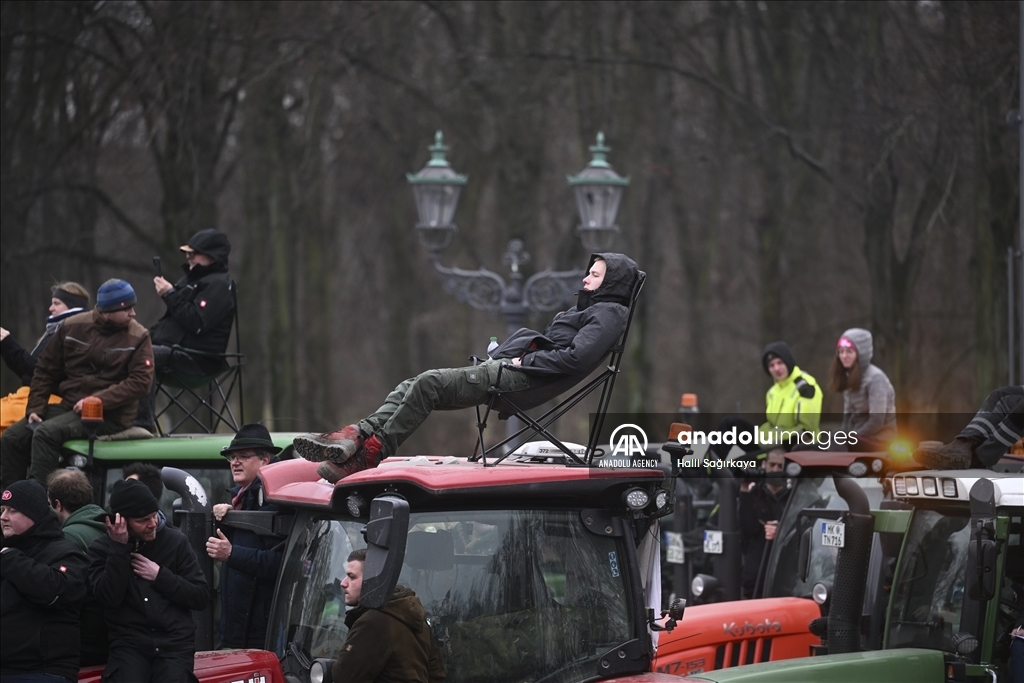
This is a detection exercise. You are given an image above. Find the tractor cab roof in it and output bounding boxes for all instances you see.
[260,454,667,514]
[888,469,1023,507]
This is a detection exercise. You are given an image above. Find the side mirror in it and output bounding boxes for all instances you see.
[966,479,1000,602]
[966,524,998,601]
[359,494,409,609]
[798,527,812,583]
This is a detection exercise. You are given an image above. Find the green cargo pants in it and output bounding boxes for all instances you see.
[359,359,544,458]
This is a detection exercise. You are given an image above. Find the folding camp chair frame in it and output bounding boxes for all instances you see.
[472,271,646,467]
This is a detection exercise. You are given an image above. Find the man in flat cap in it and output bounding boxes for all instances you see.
[135,229,236,432]
[0,279,154,488]
[205,423,282,648]
[88,479,209,683]
[1,479,89,682]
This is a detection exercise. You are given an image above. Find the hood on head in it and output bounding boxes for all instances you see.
[762,341,796,377]
[182,229,231,266]
[578,252,638,310]
[840,328,873,366]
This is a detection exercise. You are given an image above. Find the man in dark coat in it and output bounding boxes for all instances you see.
[88,479,209,683]
[1,479,89,683]
[333,548,444,683]
[135,229,236,431]
[738,448,791,598]
[47,468,110,665]
[149,229,235,374]
[0,279,154,488]
[205,423,282,648]
[295,252,639,481]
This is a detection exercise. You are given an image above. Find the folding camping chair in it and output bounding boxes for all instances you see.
[472,270,646,466]
[153,281,245,435]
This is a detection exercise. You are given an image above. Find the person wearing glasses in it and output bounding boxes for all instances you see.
[205,424,282,649]
[134,229,235,433]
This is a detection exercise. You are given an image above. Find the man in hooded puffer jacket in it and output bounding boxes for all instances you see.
[1,479,88,683]
[760,340,822,438]
[294,253,640,482]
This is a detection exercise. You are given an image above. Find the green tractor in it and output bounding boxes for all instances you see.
[669,468,1024,683]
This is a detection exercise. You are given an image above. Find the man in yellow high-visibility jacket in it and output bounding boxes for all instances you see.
[761,341,822,438]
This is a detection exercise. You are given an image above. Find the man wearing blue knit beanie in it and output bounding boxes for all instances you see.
[0,279,155,488]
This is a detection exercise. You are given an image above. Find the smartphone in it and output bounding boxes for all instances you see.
[152,256,162,277]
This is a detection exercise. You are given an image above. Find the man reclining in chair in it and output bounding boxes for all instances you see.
[295,252,639,482]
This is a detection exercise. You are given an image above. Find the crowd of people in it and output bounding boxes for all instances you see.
[1,244,1020,682]
[0,229,236,489]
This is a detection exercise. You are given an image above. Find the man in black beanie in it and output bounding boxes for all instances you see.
[1,479,89,683]
[88,479,209,683]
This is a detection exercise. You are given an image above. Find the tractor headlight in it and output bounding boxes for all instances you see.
[623,487,651,510]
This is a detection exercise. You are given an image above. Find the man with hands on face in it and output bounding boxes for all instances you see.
[205,423,282,649]
[88,478,208,683]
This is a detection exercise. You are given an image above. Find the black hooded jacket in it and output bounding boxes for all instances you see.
[88,515,209,653]
[150,260,235,365]
[1,512,89,680]
[491,252,638,376]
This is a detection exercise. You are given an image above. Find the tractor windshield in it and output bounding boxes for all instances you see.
[886,508,971,651]
[270,509,635,683]
[762,475,884,598]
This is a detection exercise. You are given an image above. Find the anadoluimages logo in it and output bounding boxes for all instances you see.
[609,424,649,458]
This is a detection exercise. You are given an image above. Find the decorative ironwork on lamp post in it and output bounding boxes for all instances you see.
[407,131,629,337]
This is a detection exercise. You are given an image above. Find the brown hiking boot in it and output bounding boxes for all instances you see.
[293,425,363,464]
[315,436,385,483]
[913,437,975,470]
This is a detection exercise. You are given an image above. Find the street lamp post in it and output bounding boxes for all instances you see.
[407,131,629,339]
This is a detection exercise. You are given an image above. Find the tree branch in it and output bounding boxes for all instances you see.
[522,50,861,207]
[21,183,161,252]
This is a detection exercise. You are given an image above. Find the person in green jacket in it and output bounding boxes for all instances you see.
[333,548,445,683]
[47,468,109,666]
[760,341,822,440]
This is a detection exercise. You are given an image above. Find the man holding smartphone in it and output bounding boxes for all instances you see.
[134,229,235,432]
